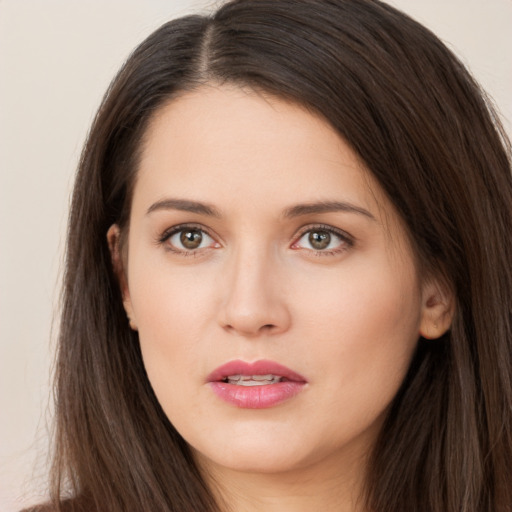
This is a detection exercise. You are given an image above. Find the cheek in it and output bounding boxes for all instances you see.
[127,255,218,392]
[297,257,422,413]
[129,247,216,329]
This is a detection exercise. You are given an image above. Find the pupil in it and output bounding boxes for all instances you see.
[180,229,203,249]
[309,231,330,250]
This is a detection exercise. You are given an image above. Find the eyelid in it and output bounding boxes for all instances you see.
[291,223,355,254]
[157,223,220,253]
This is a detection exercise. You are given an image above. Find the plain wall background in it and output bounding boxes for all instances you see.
[1,1,510,510]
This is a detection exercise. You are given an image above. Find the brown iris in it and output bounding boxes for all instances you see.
[309,230,331,250]
[180,229,203,249]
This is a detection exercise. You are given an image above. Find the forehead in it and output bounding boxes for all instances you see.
[135,84,380,211]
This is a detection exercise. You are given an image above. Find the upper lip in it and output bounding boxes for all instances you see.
[207,359,307,383]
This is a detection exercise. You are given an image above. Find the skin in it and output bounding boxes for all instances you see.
[109,84,452,512]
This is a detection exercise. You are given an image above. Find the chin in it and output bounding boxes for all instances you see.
[187,424,300,471]
[188,422,337,477]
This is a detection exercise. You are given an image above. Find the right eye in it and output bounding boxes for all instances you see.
[160,226,219,254]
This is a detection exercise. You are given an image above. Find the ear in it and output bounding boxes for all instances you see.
[419,278,454,340]
[107,224,138,331]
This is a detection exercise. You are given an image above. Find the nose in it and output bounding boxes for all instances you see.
[217,246,291,337]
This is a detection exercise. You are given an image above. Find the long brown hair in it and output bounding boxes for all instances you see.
[46,1,512,511]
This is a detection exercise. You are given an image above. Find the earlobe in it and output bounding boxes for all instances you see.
[107,224,138,331]
[419,279,454,340]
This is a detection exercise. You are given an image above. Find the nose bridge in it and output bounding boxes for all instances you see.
[219,240,290,336]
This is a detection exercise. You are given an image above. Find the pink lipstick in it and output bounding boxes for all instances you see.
[207,359,307,409]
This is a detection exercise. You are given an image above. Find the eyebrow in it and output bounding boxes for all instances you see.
[283,201,376,220]
[146,198,375,221]
[146,198,221,217]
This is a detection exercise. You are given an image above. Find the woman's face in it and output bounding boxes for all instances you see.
[115,85,437,479]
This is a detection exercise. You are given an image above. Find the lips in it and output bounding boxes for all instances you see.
[207,359,307,409]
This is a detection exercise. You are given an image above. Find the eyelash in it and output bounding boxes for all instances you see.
[157,223,354,257]
[158,224,218,256]
[291,224,354,256]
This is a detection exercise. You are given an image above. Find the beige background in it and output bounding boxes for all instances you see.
[1,1,511,510]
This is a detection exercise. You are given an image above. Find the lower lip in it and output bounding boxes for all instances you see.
[209,381,306,409]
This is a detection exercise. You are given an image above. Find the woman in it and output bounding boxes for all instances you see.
[35,0,512,511]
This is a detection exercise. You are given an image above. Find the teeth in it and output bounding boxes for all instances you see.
[251,374,275,381]
[225,374,282,386]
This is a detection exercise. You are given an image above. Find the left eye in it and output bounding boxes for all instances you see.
[167,228,215,251]
[293,228,350,252]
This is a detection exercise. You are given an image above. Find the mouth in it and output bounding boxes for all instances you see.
[207,359,307,409]
[222,374,286,386]
[207,359,307,385]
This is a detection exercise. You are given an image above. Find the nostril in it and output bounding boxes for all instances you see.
[222,322,278,337]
